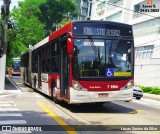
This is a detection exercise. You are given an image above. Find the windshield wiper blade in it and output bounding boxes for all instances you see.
[88,36,100,62]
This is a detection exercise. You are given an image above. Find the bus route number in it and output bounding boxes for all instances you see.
[106,29,120,36]
[83,27,120,36]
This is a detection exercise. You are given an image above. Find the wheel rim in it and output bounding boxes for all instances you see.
[53,87,57,98]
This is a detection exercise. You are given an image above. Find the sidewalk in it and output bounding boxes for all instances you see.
[0,76,21,98]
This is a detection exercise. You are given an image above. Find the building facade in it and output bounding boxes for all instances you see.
[91,0,160,87]
[74,0,92,20]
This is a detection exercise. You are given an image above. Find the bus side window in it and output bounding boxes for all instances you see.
[51,41,59,56]
[51,57,59,73]
[42,60,45,72]
[42,46,46,58]
[46,59,50,72]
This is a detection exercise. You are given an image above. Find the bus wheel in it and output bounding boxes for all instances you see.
[34,77,38,92]
[52,86,59,103]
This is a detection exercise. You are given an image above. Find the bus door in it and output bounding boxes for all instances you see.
[37,50,42,89]
[60,40,69,98]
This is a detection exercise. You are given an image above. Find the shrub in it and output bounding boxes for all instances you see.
[140,86,160,95]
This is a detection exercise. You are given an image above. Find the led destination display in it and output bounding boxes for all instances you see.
[73,22,133,37]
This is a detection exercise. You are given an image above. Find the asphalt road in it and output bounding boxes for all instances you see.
[0,76,159,134]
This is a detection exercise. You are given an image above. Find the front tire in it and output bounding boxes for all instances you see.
[52,85,59,103]
[136,97,141,100]
[34,77,38,92]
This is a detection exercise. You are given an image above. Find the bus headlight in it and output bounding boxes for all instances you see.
[127,80,134,89]
[72,80,87,91]
[72,80,82,90]
[120,80,134,90]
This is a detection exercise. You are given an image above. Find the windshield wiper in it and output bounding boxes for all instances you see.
[88,36,100,62]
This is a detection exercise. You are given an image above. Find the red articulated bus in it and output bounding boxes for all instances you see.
[21,20,134,104]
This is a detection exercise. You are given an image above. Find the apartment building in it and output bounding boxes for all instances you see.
[91,0,160,87]
[74,0,92,20]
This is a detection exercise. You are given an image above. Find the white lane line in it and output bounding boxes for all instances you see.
[0,101,14,103]
[132,98,160,106]
[0,104,16,106]
[0,108,20,111]
[0,120,27,125]
[0,113,22,117]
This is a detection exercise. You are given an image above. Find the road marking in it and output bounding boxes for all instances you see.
[0,103,16,106]
[132,98,160,106]
[0,101,30,133]
[37,102,77,134]
[0,113,22,117]
[128,110,142,114]
[0,120,27,125]
[0,108,20,111]
[0,101,14,103]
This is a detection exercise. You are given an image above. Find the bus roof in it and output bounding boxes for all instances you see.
[30,20,132,51]
[72,20,132,27]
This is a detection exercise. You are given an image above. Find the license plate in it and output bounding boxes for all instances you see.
[98,93,108,97]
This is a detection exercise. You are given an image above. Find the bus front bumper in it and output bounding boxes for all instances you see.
[69,87,133,104]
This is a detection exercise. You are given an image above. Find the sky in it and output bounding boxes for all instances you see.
[0,0,22,11]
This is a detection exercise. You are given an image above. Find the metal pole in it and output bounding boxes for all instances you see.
[0,0,11,90]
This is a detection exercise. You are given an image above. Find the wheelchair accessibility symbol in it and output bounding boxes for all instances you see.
[106,68,114,77]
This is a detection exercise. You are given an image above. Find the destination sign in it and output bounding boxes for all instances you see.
[83,27,120,36]
[72,22,133,37]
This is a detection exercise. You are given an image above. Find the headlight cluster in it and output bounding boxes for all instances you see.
[127,80,134,89]
[72,80,87,91]
[120,80,134,90]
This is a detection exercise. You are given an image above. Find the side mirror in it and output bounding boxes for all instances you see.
[67,38,74,54]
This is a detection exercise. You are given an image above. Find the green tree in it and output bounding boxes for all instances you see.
[5,0,46,66]
[10,0,46,47]
[39,0,78,35]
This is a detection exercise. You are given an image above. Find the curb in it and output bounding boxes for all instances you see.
[0,76,21,98]
[143,93,160,101]
[7,76,22,91]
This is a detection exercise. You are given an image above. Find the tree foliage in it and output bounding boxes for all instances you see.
[39,0,78,35]
[10,0,46,46]
[3,0,78,66]
[5,0,46,66]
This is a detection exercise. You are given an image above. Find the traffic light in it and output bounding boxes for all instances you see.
[8,20,13,29]
[0,48,4,58]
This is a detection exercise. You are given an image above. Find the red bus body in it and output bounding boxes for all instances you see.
[21,21,134,104]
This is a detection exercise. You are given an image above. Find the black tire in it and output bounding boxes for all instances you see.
[136,97,141,100]
[52,82,59,103]
[34,77,38,92]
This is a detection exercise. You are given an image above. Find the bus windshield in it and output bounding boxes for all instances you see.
[12,59,21,70]
[73,38,133,78]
